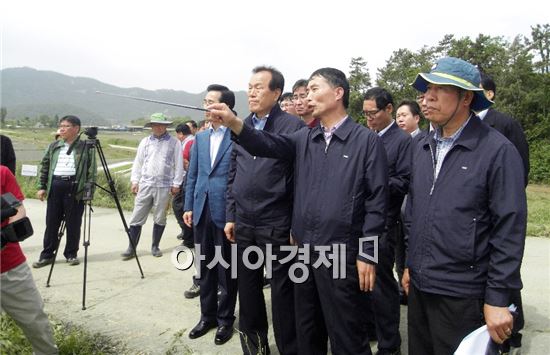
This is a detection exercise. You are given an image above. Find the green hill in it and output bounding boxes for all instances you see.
[1,67,249,126]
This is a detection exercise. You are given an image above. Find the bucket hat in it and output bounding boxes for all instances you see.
[411,57,493,111]
[144,113,172,127]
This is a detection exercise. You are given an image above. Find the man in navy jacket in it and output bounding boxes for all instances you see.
[224,66,304,355]
[184,84,238,345]
[402,57,527,354]
[363,87,411,355]
[210,67,388,355]
[479,71,530,353]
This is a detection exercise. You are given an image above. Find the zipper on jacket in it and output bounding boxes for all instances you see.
[471,217,477,269]
[428,144,436,195]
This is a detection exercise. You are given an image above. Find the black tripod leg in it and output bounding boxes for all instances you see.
[81,201,92,310]
[46,220,66,287]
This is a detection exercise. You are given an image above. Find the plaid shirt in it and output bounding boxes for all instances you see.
[433,115,472,180]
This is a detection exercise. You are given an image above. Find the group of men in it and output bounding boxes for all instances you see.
[24,56,529,355]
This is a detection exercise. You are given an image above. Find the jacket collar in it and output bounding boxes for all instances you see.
[245,103,283,130]
[422,114,483,152]
[310,116,354,142]
[210,129,232,172]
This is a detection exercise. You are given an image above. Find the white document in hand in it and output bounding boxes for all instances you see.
[454,324,490,355]
[454,304,516,355]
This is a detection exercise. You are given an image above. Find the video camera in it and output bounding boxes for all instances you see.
[1,193,34,248]
[84,126,98,139]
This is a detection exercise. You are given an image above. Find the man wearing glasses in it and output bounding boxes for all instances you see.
[33,115,96,268]
[363,87,411,355]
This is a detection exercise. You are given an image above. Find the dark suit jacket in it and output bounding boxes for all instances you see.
[184,128,232,229]
[226,104,304,229]
[483,109,530,186]
[379,122,412,227]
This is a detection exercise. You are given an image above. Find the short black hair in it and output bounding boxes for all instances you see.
[279,92,293,103]
[364,87,394,109]
[252,65,285,98]
[175,123,192,135]
[207,84,235,110]
[397,99,422,117]
[309,68,350,109]
[59,115,81,127]
[292,79,308,93]
[480,71,497,98]
[184,120,197,129]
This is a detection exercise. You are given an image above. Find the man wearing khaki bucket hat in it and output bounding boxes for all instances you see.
[121,113,184,259]
[402,57,527,354]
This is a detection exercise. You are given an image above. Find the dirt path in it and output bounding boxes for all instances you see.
[20,199,550,354]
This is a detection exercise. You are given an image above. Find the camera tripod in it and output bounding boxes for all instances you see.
[45,129,144,310]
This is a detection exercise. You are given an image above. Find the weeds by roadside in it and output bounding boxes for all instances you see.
[0,313,129,355]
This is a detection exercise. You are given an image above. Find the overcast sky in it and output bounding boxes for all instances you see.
[2,0,549,94]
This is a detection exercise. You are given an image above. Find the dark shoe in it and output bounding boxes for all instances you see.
[66,257,80,266]
[375,350,401,355]
[151,246,163,257]
[184,283,200,299]
[182,240,195,249]
[151,223,165,257]
[121,247,135,260]
[214,325,234,345]
[32,258,53,268]
[189,320,217,339]
[122,225,142,260]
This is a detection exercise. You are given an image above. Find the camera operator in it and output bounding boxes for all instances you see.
[33,115,97,268]
[1,165,59,354]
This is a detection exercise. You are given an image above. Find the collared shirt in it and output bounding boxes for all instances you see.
[252,113,269,131]
[53,142,76,176]
[477,109,488,120]
[131,132,184,188]
[433,115,472,180]
[377,120,395,137]
[209,125,227,168]
[410,128,421,138]
[321,115,348,146]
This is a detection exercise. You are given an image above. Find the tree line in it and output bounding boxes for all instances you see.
[347,23,550,184]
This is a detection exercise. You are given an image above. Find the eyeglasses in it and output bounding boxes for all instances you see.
[362,108,382,119]
[58,124,74,129]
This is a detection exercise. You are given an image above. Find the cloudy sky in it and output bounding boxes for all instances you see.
[2,0,548,94]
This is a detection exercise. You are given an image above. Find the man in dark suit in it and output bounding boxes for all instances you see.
[479,72,530,186]
[224,66,304,355]
[209,67,388,355]
[363,87,411,355]
[183,84,238,345]
[479,72,530,353]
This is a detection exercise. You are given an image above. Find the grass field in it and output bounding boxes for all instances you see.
[526,184,550,237]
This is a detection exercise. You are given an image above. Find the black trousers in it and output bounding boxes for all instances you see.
[194,203,237,326]
[172,184,193,243]
[40,179,84,260]
[394,220,406,291]
[408,284,484,355]
[364,225,401,352]
[295,251,371,355]
[236,225,297,355]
